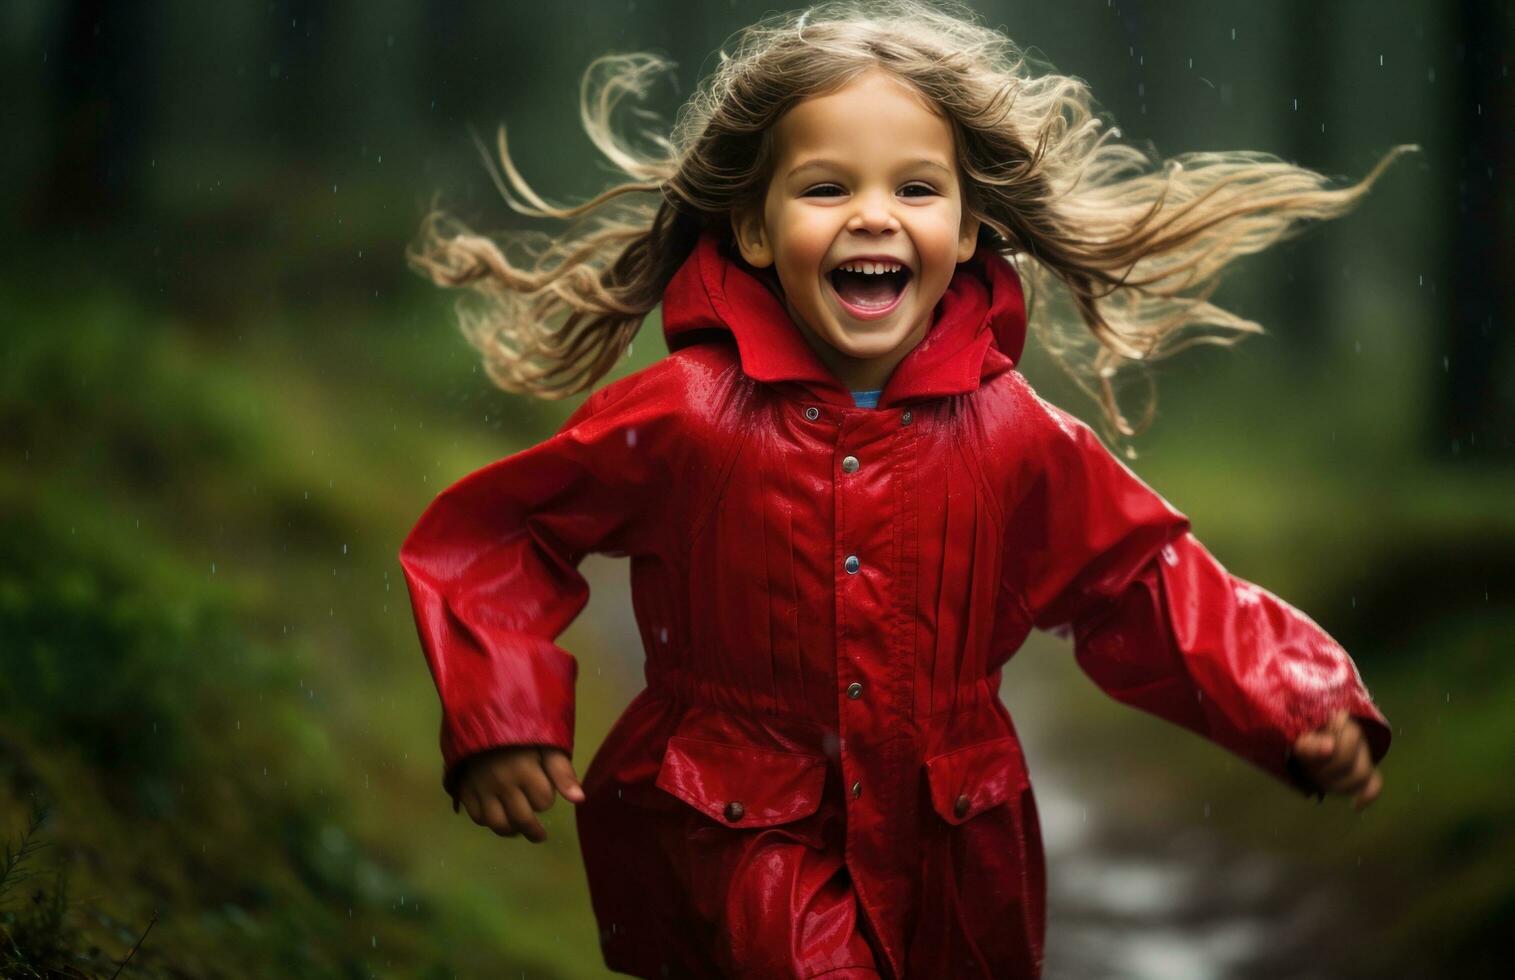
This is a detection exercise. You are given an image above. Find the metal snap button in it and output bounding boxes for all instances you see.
[851,780,863,799]
[805,406,820,421]
[724,800,745,822]
[954,794,970,818]
[841,455,859,473]
[901,410,913,426]
[846,682,863,699]
[844,555,860,574]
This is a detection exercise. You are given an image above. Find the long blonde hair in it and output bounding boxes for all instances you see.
[407,0,1415,441]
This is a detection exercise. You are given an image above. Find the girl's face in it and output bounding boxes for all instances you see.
[733,67,980,389]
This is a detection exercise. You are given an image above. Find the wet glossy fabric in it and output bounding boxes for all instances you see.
[398,228,1391,979]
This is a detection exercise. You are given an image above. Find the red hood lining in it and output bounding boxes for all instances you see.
[660,228,1027,407]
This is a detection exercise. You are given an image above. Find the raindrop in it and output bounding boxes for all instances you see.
[1379,54,1384,67]
[343,543,348,555]
[1230,27,1236,40]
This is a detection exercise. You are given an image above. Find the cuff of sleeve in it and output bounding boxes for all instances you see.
[437,639,578,800]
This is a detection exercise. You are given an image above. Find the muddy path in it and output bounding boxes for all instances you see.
[1002,636,1378,980]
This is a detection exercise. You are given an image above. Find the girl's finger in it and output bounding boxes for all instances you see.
[462,782,488,824]
[1336,720,1363,762]
[519,762,557,812]
[1296,731,1335,760]
[1354,770,1384,810]
[1317,745,1356,785]
[481,792,514,837]
[1323,742,1373,793]
[502,785,547,843]
[1317,727,1363,783]
[541,748,586,804]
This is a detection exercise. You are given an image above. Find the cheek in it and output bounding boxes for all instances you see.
[917,205,965,252]
[779,208,834,253]
[909,216,964,283]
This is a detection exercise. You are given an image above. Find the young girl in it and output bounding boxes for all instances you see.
[399,3,1406,976]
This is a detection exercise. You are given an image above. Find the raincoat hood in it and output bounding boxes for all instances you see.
[661,227,1027,407]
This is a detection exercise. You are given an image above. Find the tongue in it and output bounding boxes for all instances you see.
[833,270,903,310]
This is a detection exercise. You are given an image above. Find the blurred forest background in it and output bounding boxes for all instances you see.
[1,0,1511,977]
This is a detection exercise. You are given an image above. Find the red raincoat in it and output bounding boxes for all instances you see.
[399,228,1391,979]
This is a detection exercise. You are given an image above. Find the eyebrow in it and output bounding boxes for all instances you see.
[786,158,953,179]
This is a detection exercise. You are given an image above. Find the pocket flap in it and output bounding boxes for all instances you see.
[655,734,827,828]
[924,735,1030,825]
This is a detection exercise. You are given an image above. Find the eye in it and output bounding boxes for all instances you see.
[900,182,938,197]
[801,184,845,197]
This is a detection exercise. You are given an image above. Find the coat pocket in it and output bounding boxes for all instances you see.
[924,734,1029,825]
[916,735,1042,978]
[654,734,828,828]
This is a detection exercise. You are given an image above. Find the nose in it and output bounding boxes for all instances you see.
[845,188,900,235]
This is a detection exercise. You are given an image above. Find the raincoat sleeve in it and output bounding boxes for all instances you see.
[397,370,681,801]
[1019,403,1390,797]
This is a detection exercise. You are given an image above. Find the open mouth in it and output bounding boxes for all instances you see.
[826,264,912,320]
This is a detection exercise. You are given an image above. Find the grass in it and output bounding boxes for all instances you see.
[0,281,630,977]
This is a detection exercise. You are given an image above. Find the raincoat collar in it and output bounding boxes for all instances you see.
[661,227,1027,409]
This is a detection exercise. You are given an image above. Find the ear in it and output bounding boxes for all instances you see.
[731,204,774,269]
[957,210,983,263]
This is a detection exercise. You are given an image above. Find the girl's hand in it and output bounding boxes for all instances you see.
[453,745,586,842]
[1290,709,1383,810]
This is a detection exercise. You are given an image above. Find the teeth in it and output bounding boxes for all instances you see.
[836,261,903,275]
